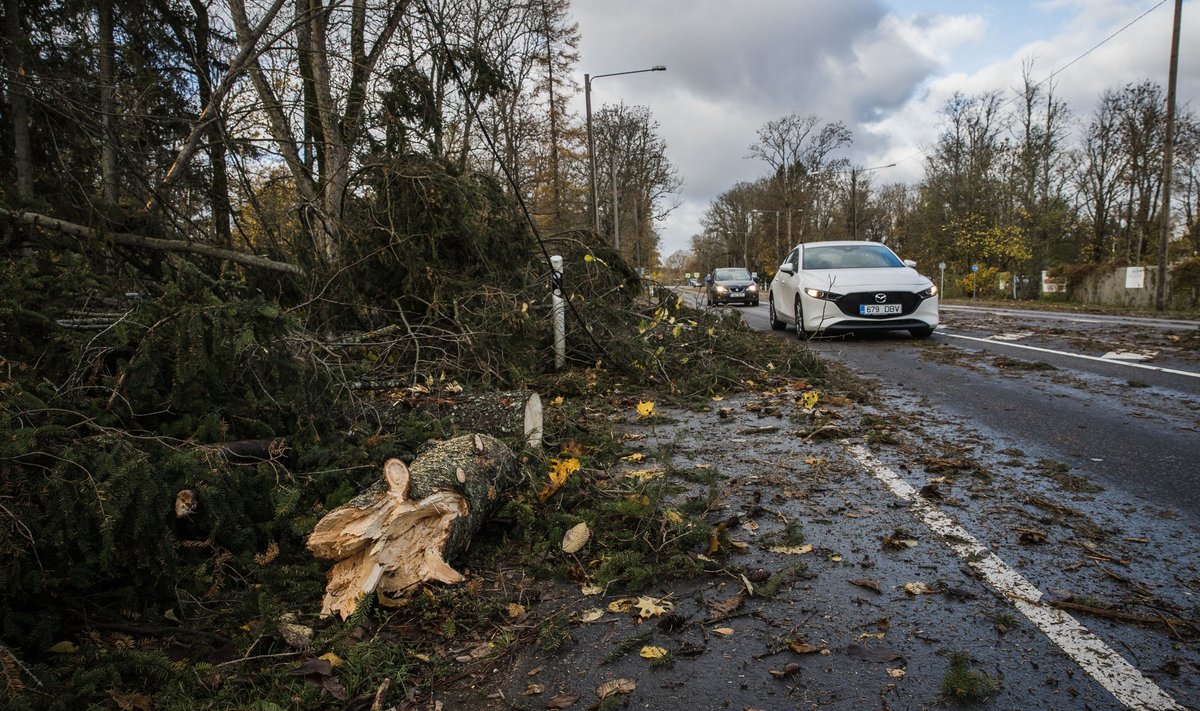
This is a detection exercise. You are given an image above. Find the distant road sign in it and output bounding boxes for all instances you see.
[971,264,979,272]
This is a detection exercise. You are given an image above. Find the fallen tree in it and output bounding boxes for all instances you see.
[399,390,543,448]
[306,433,521,618]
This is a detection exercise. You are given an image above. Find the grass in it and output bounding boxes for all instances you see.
[941,651,999,700]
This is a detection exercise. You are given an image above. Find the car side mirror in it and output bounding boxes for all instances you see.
[778,265,795,276]
[903,259,917,268]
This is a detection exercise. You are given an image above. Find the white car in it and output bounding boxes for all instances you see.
[767,241,938,338]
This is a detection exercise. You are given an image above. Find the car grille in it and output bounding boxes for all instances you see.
[834,291,920,318]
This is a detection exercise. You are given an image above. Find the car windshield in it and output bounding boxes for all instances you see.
[802,245,903,270]
[713,268,751,281]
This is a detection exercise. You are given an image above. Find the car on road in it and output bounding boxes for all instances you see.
[687,277,701,288]
[767,240,938,337]
[706,267,759,306]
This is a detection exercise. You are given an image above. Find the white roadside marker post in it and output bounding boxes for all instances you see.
[551,255,565,370]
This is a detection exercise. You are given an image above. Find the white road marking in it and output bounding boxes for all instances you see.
[843,443,1184,710]
[938,331,1200,379]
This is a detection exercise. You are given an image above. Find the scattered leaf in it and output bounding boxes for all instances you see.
[550,396,564,407]
[858,631,886,640]
[540,457,582,502]
[712,627,735,636]
[579,609,605,623]
[596,678,636,699]
[706,595,743,620]
[663,509,684,524]
[621,452,646,462]
[788,641,827,654]
[769,663,803,678]
[639,645,668,660]
[830,555,843,562]
[625,467,664,481]
[801,391,820,410]
[887,667,906,678]
[506,603,527,619]
[849,578,882,594]
[607,598,635,613]
[769,544,813,555]
[581,584,603,595]
[636,401,656,418]
[561,522,591,554]
[318,652,344,667]
[545,693,581,709]
[904,581,932,595]
[635,596,673,618]
[47,641,78,654]
[522,683,544,696]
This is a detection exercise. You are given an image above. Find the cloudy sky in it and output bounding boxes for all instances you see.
[567,0,1199,260]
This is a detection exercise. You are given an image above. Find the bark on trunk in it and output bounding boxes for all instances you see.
[398,391,542,449]
[4,0,33,201]
[307,434,520,618]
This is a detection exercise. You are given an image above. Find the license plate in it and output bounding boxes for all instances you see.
[860,304,901,315]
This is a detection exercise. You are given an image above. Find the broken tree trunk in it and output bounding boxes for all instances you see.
[397,390,543,449]
[306,433,520,619]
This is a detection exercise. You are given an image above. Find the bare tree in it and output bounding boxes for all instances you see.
[1075,90,1127,262]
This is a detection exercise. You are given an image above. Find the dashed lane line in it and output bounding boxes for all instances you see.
[938,330,1200,380]
[843,442,1185,711]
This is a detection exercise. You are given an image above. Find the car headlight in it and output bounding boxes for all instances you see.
[917,285,939,299]
[715,286,728,294]
[747,283,758,292]
[803,287,841,300]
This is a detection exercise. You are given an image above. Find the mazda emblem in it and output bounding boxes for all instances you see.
[874,293,887,303]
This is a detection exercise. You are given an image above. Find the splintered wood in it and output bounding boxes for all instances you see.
[306,434,519,618]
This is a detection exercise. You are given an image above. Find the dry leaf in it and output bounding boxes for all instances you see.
[506,603,527,619]
[636,401,656,418]
[713,627,735,636]
[318,652,344,667]
[545,693,580,709]
[663,509,684,524]
[635,596,673,618]
[788,641,826,654]
[607,598,635,613]
[769,663,803,678]
[639,645,668,660]
[47,641,79,654]
[769,544,813,555]
[596,678,636,699]
[561,522,591,554]
[707,595,743,620]
[581,584,603,595]
[849,578,882,594]
[522,683,544,696]
[903,582,931,595]
[579,609,604,623]
[621,452,646,462]
[625,468,664,481]
[887,667,906,678]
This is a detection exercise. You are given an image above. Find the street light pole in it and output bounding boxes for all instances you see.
[584,65,666,246]
[849,163,895,240]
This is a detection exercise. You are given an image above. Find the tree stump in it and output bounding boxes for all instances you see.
[400,391,543,449]
[306,434,520,619]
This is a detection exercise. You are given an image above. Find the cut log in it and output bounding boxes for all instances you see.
[396,391,543,449]
[306,434,520,618]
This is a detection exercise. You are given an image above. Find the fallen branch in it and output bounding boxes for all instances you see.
[2,208,305,277]
[1046,600,1169,625]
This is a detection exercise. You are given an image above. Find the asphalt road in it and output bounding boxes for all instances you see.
[680,288,1200,518]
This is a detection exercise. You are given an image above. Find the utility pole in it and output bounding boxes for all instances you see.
[851,167,858,240]
[1156,0,1182,312]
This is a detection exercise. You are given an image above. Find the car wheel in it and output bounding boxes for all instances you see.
[909,326,934,338]
[768,297,785,330]
[794,297,808,339]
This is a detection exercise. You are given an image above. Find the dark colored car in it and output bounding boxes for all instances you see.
[706,267,759,306]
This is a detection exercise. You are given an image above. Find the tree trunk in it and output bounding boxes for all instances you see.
[4,0,33,201]
[99,0,118,205]
[397,391,543,449]
[306,434,521,618]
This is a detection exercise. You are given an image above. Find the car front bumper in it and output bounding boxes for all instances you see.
[800,293,938,334]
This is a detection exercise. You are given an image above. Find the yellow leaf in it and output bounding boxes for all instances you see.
[804,458,827,465]
[584,254,595,262]
[768,544,813,555]
[635,596,673,618]
[607,598,635,613]
[904,582,932,595]
[710,395,725,401]
[802,391,819,410]
[319,652,345,667]
[663,509,684,524]
[887,667,906,678]
[625,467,664,481]
[858,631,886,640]
[47,641,78,654]
[507,603,527,619]
[621,452,646,462]
[581,584,603,595]
[550,395,564,406]
[539,457,581,502]
[830,555,843,562]
[413,653,431,662]
[713,627,735,636]
[561,522,591,554]
[672,325,682,338]
[636,401,655,418]
[579,609,605,623]
[639,645,669,660]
